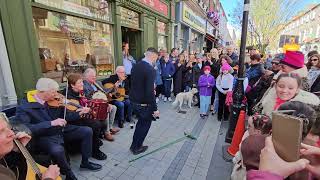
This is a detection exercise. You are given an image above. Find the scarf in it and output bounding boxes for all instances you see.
[273,97,286,110]
[307,67,320,87]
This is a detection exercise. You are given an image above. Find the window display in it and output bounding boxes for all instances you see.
[32,7,114,82]
[157,21,167,51]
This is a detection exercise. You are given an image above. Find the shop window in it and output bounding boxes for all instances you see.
[157,21,167,51]
[32,7,114,82]
[33,0,110,21]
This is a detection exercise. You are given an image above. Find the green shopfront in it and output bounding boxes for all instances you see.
[0,0,174,98]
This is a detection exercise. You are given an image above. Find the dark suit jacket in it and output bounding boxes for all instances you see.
[15,99,81,144]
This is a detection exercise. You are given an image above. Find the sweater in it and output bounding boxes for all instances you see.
[129,60,157,111]
[216,73,234,94]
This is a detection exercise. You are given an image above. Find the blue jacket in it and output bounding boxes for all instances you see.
[246,63,264,87]
[14,91,82,143]
[161,60,175,79]
[155,58,163,85]
[198,74,215,96]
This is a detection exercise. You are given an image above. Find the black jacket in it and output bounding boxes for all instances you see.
[129,60,157,111]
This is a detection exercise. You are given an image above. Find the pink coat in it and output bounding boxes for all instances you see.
[247,170,282,180]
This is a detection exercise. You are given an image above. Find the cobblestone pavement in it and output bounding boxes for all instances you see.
[69,101,232,180]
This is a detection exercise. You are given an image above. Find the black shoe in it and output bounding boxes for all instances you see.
[130,146,148,155]
[218,117,222,121]
[194,103,199,107]
[80,161,102,171]
[118,122,124,128]
[65,172,78,180]
[92,150,107,160]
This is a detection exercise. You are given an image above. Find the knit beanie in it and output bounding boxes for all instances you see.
[203,66,211,72]
[221,63,232,71]
[280,51,304,69]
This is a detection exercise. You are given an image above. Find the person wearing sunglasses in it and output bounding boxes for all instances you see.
[271,54,283,74]
[307,54,320,93]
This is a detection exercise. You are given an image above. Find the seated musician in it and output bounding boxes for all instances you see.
[15,78,102,180]
[0,116,60,180]
[82,68,119,141]
[64,73,108,157]
[102,66,132,128]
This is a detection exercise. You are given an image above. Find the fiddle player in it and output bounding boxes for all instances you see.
[130,48,160,155]
[102,66,132,128]
[15,78,102,180]
[64,73,108,158]
[83,68,119,141]
[0,116,60,180]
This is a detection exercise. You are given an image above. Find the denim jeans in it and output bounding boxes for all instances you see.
[112,99,132,123]
[200,96,211,114]
[130,103,154,150]
[163,79,172,98]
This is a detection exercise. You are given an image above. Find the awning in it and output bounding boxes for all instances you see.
[205,34,215,42]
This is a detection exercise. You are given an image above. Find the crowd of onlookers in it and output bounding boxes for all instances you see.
[154,45,320,179]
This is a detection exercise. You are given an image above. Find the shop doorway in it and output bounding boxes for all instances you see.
[121,27,141,61]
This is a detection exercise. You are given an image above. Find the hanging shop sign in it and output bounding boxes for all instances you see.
[120,7,140,29]
[182,4,206,34]
[139,0,168,17]
[206,22,214,37]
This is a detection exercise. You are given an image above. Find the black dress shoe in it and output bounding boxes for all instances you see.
[118,122,124,128]
[130,146,148,155]
[92,150,107,160]
[65,172,78,180]
[80,161,102,171]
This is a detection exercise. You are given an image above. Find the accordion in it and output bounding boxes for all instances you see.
[84,99,109,120]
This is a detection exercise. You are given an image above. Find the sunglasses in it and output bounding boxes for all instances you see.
[271,62,279,65]
[311,58,319,62]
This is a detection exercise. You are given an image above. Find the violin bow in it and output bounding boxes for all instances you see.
[63,78,68,122]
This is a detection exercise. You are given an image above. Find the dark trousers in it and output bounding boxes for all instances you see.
[69,119,106,152]
[218,91,229,120]
[156,84,164,97]
[211,87,216,105]
[113,99,132,123]
[130,103,153,150]
[36,125,92,176]
[163,79,172,98]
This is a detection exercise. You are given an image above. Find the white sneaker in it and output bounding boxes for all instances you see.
[156,97,159,103]
[164,97,167,102]
[168,97,172,102]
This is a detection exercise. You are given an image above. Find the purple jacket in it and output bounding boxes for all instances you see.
[198,74,215,96]
[247,170,282,180]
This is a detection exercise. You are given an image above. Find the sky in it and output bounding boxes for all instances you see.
[220,0,320,23]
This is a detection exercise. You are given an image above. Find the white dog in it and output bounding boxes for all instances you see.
[172,88,198,111]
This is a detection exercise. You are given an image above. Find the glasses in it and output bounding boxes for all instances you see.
[311,58,319,62]
[271,62,279,65]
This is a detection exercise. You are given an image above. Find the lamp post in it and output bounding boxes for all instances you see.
[225,0,250,143]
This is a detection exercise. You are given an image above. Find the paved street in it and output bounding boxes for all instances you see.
[69,102,233,180]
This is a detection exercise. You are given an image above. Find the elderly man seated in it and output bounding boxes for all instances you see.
[102,66,132,128]
[15,78,102,180]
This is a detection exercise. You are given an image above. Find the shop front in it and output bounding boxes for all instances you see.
[205,21,216,52]
[175,2,206,54]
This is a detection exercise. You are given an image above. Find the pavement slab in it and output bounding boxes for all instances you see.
[69,101,232,180]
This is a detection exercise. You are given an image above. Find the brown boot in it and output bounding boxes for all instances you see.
[104,132,114,141]
[110,128,120,135]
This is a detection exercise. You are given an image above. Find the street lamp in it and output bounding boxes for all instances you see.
[225,0,250,143]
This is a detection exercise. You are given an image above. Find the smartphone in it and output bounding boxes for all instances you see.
[272,111,303,162]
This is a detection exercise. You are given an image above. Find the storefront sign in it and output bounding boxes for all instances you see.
[157,21,167,34]
[182,4,206,34]
[120,7,140,29]
[139,0,168,17]
[206,22,214,36]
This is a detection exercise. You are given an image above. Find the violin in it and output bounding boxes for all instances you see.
[47,93,84,111]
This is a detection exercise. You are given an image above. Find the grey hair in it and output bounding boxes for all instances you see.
[83,68,96,77]
[116,66,125,73]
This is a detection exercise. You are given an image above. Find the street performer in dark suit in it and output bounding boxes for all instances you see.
[129,47,160,155]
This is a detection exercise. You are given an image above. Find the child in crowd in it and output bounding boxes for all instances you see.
[161,54,175,102]
[198,66,215,118]
[216,63,234,121]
